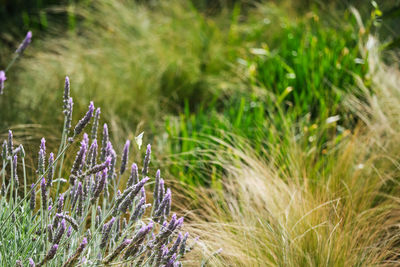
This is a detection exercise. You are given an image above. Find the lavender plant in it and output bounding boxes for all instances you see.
[0,77,195,266]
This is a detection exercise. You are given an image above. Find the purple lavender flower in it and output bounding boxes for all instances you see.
[124,222,153,259]
[91,108,101,140]
[63,76,70,110]
[29,258,35,267]
[91,168,107,204]
[39,244,58,266]
[120,140,130,175]
[15,31,32,54]
[12,155,18,187]
[40,137,46,154]
[38,148,45,175]
[167,233,182,259]
[86,139,98,168]
[47,224,53,242]
[107,148,116,181]
[87,156,110,175]
[0,70,6,95]
[100,217,116,249]
[63,237,87,267]
[8,130,13,156]
[56,213,78,231]
[130,197,145,222]
[53,219,66,244]
[154,188,171,220]
[41,177,47,212]
[82,133,89,147]
[74,101,94,136]
[76,182,83,217]
[2,140,7,159]
[67,226,72,237]
[100,124,109,161]
[46,152,54,187]
[165,253,177,267]
[30,184,36,210]
[142,144,151,176]
[104,239,132,264]
[65,97,74,132]
[70,141,87,180]
[127,163,138,188]
[179,232,189,256]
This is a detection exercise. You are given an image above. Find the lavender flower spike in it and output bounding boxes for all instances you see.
[53,219,66,244]
[15,31,32,54]
[46,152,54,187]
[65,97,74,131]
[41,177,47,212]
[63,76,70,110]
[127,163,138,188]
[120,140,130,175]
[91,108,101,140]
[38,244,58,266]
[29,258,36,267]
[40,137,46,154]
[73,101,94,136]
[100,217,116,249]
[91,168,107,204]
[104,238,132,264]
[62,237,87,267]
[2,140,7,159]
[12,155,19,187]
[153,169,161,211]
[0,70,6,95]
[142,144,151,176]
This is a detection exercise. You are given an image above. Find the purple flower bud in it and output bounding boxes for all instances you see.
[15,31,32,54]
[127,163,138,188]
[159,178,165,207]
[30,184,36,210]
[0,70,6,95]
[142,144,151,176]
[41,177,47,212]
[29,258,35,267]
[8,130,13,156]
[100,217,116,249]
[47,152,54,187]
[74,101,94,136]
[100,124,109,161]
[123,222,153,259]
[91,108,101,140]
[167,233,182,258]
[120,140,130,175]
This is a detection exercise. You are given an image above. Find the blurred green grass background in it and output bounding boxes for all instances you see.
[0,0,399,185]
